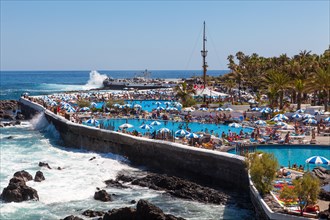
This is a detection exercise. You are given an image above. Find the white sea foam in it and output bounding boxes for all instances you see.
[37,70,107,92]
[82,70,107,90]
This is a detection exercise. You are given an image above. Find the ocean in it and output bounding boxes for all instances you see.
[0,70,255,220]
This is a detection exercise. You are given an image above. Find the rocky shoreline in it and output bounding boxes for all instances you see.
[0,100,24,127]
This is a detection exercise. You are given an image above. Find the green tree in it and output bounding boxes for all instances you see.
[280,173,320,216]
[174,82,196,107]
[247,152,278,195]
[307,66,330,111]
[77,100,90,108]
[263,70,291,109]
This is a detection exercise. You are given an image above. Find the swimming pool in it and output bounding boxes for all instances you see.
[100,118,253,137]
[93,100,182,112]
[228,145,330,170]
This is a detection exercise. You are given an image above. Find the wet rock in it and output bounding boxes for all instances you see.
[89,156,96,161]
[38,162,52,169]
[13,170,33,182]
[130,199,136,204]
[0,177,39,202]
[34,171,45,182]
[116,174,135,183]
[61,215,84,220]
[102,199,185,220]
[119,173,229,204]
[104,179,129,189]
[103,207,136,220]
[82,209,105,217]
[94,189,111,202]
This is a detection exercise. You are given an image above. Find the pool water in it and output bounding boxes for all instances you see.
[93,100,182,112]
[99,118,253,137]
[229,145,330,170]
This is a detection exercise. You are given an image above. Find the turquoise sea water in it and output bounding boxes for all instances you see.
[0,70,255,220]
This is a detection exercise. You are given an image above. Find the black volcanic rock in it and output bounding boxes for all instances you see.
[94,189,111,202]
[102,199,185,220]
[0,177,39,202]
[103,207,136,220]
[82,209,105,217]
[104,179,129,189]
[61,215,84,220]
[38,162,52,169]
[34,171,45,182]
[13,170,33,182]
[118,173,229,204]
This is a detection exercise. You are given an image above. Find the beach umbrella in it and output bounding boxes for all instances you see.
[150,121,161,126]
[90,102,97,108]
[134,104,142,108]
[275,122,287,126]
[225,108,233,112]
[158,127,171,133]
[79,107,90,112]
[291,114,302,120]
[164,101,171,105]
[303,114,315,119]
[156,106,165,111]
[66,107,76,113]
[273,109,280,113]
[260,108,270,114]
[215,107,224,111]
[228,123,242,128]
[324,117,330,123]
[124,104,132,108]
[270,117,283,122]
[155,101,162,106]
[61,103,71,110]
[248,99,257,104]
[175,129,190,137]
[183,107,195,112]
[119,123,134,129]
[274,114,288,120]
[185,133,200,139]
[296,109,305,114]
[281,124,295,130]
[251,107,260,111]
[49,101,58,107]
[175,103,183,108]
[113,103,121,107]
[303,118,317,124]
[305,156,329,165]
[255,120,267,126]
[314,111,324,115]
[199,107,208,111]
[170,107,178,111]
[140,124,153,130]
[85,119,100,127]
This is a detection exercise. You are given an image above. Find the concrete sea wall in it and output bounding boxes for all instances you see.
[20,98,249,191]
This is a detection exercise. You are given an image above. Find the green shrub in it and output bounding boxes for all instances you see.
[77,100,90,108]
[247,152,278,195]
[280,172,320,216]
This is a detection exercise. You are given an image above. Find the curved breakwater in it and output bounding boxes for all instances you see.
[19,98,249,192]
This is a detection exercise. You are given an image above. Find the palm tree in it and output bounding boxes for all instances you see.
[307,66,330,111]
[263,70,291,109]
[291,79,306,110]
[174,82,196,107]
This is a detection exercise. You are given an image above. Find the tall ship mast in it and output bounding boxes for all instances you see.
[201,21,208,89]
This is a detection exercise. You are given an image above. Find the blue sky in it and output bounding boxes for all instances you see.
[1,1,329,71]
